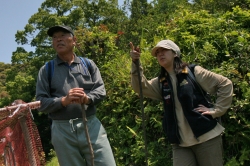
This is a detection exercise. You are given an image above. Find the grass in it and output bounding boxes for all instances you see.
[45,150,59,166]
[46,156,59,166]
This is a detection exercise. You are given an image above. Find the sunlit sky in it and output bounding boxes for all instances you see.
[0,0,151,64]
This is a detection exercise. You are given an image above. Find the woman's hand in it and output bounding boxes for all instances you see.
[129,42,141,62]
[194,104,212,115]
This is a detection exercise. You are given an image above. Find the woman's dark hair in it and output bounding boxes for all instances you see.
[174,57,189,74]
[159,56,188,78]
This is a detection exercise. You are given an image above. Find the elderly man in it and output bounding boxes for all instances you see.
[36,25,116,166]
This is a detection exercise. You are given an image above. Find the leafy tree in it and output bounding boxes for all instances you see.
[2,0,250,165]
[149,7,250,165]
[192,0,250,13]
[0,63,11,107]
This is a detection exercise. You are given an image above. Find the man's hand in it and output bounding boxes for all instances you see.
[61,88,89,106]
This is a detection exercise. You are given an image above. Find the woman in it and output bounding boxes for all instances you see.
[130,40,233,166]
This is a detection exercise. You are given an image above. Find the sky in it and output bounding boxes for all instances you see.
[0,0,44,64]
[0,0,126,64]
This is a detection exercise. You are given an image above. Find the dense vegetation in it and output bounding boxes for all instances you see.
[1,0,250,165]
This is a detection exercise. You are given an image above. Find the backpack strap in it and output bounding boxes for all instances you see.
[187,65,206,96]
[45,59,54,89]
[187,64,212,105]
[79,56,92,75]
[188,64,196,75]
[45,57,92,88]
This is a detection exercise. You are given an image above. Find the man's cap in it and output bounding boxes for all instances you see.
[47,25,74,37]
[151,40,181,57]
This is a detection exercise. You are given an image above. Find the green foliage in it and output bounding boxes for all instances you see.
[154,7,250,165]
[98,51,171,165]
[74,25,118,65]
[1,0,250,165]
[193,0,250,13]
[0,63,11,107]
[45,150,59,166]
